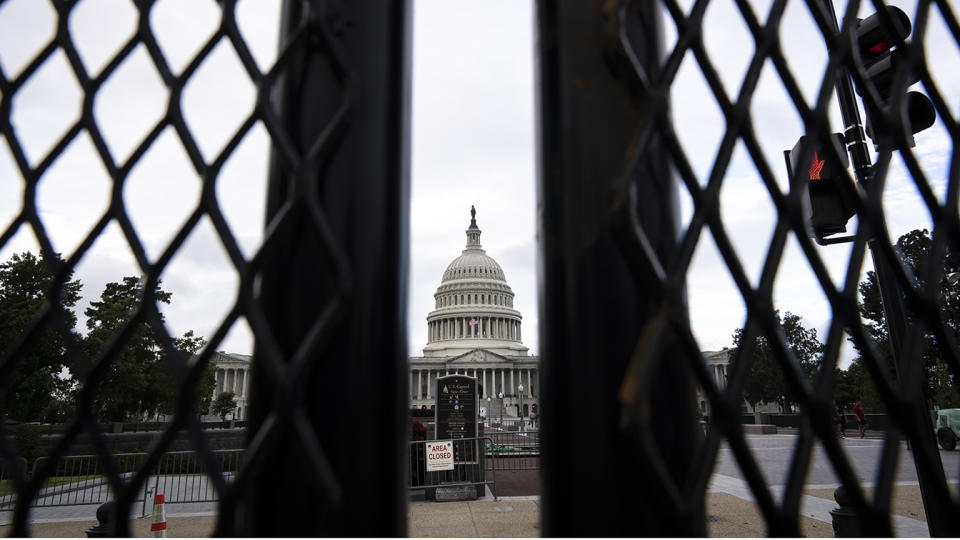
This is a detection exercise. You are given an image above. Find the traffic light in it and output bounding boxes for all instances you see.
[854,6,936,149]
[788,134,856,239]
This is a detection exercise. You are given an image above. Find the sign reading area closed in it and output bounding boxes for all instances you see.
[425,440,455,471]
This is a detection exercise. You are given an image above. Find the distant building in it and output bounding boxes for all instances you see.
[409,207,539,421]
[698,349,731,417]
[208,352,250,421]
[698,348,784,416]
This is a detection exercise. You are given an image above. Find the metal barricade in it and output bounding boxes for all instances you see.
[485,429,540,471]
[0,450,242,511]
[0,458,27,511]
[409,437,496,499]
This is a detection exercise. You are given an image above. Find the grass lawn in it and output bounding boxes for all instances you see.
[0,475,103,499]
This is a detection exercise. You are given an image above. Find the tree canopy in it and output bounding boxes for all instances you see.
[0,252,81,422]
[82,276,213,422]
[730,311,824,413]
[850,228,960,410]
[212,391,237,421]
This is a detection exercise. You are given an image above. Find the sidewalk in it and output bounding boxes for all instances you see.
[0,481,939,537]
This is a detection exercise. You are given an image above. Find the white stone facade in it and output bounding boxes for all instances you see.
[209,352,251,421]
[410,208,539,420]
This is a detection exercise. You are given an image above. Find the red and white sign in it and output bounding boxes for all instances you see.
[425,440,455,471]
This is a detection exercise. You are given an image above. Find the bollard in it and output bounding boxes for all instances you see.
[84,502,114,538]
[829,486,861,537]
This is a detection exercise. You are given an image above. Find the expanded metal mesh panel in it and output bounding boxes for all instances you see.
[542,0,958,535]
[0,0,398,535]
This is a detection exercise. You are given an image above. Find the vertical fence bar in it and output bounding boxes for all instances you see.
[536,1,702,535]
[239,0,412,535]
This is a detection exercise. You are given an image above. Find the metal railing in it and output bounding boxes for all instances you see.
[485,430,540,471]
[0,450,241,514]
[408,437,496,500]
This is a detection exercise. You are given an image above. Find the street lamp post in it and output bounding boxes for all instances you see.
[486,396,491,427]
[518,384,524,431]
[498,392,503,428]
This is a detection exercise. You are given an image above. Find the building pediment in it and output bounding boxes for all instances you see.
[448,348,510,364]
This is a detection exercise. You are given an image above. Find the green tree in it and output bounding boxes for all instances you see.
[835,360,885,413]
[82,277,206,421]
[0,252,81,422]
[730,311,824,412]
[212,391,237,421]
[153,331,217,419]
[852,229,960,409]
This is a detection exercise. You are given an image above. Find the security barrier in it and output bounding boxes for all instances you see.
[409,437,496,500]
[0,450,241,513]
[485,429,540,471]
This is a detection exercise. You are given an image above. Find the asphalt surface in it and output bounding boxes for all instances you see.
[2,431,955,536]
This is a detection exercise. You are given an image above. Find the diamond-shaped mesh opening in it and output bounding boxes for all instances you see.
[0,0,56,80]
[181,38,257,163]
[92,45,169,166]
[215,121,269,261]
[35,133,112,257]
[9,50,83,168]
[123,127,202,262]
[68,0,138,79]
[149,0,221,78]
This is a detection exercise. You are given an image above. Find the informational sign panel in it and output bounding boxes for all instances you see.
[435,375,478,462]
[425,440,454,471]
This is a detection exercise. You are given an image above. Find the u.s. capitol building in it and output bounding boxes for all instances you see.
[408,208,539,420]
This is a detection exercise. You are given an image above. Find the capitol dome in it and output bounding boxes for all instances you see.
[422,207,529,357]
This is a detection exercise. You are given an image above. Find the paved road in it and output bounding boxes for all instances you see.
[5,432,956,528]
[715,433,960,488]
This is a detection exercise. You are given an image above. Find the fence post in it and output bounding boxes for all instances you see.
[237,1,412,535]
[536,1,703,535]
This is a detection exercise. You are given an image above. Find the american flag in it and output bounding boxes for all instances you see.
[469,318,478,326]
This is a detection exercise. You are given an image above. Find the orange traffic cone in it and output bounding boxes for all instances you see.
[150,493,166,537]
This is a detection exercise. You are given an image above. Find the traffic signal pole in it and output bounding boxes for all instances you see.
[817,0,952,535]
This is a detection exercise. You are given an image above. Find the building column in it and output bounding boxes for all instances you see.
[527,370,532,397]
[499,369,505,396]
[417,370,422,400]
[426,370,432,399]
[510,369,515,395]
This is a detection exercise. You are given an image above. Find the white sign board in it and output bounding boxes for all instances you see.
[425,440,455,471]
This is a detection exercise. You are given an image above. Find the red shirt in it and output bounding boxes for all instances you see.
[853,403,865,421]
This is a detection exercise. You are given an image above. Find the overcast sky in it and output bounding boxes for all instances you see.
[0,0,956,367]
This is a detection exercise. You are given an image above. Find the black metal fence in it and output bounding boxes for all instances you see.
[0,0,957,536]
[0,450,241,514]
[408,437,496,499]
[486,430,540,471]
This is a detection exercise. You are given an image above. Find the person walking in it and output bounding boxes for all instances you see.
[853,399,867,438]
[833,400,846,438]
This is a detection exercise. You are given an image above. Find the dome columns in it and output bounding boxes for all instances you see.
[426,315,522,343]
